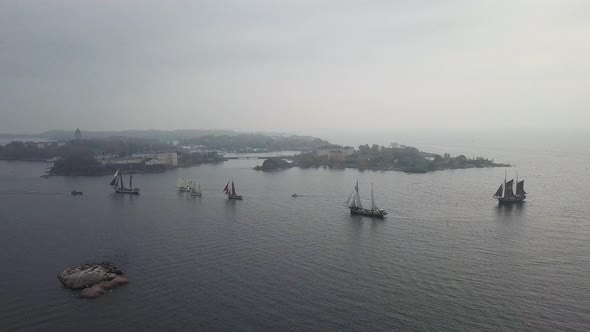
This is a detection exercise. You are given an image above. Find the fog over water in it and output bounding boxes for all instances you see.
[2,0,590,133]
[2,1,590,330]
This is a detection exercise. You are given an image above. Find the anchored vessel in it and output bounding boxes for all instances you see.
[494,170,526,204]
[188,180,202,196]
[223,180,242,200]
[110,169,140,194]
[346,180,387,218]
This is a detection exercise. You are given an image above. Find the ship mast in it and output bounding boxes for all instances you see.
[503,169,507,198]
[355,180,362,209]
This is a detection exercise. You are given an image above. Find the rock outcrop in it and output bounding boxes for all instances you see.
[58,262,128,299]
[253,157,293,171]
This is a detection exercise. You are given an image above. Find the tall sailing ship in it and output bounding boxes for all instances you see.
[188,180,202,196]
[494,170,526,204]
[223,180,242,200]
[177,177,188,191]
[346,180,387,218]
[109,168,140,194]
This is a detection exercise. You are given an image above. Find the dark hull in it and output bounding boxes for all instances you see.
[70,191,83,196]
[497,196,525,204]
[115,188,140,195]
[228,194,243,200]
[350,207,387,218]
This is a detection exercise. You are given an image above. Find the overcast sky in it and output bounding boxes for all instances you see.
[1,0,589,133]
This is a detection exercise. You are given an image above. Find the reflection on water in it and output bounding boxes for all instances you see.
[0,155,589,331]
[495,202,526,218]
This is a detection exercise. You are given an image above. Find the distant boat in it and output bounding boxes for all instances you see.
[291,193,299,197]
[188,180,202,197]
[110,168,140,195]
[70,190,83,196]
[223,180,243,200]
[494,170,526,204]
[346,180,387,218]
[177,177,188,191]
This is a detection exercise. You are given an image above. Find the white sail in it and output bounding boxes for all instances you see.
[177,177,185,188]
[346,192,354,206]
[354,180,363,209]
[371,182,378,210]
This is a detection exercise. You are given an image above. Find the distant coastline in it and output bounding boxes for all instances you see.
[0,130,509,176]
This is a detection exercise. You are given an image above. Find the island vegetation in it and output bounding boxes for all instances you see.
[1,130,508,175]
[253,157,293,171]
[292,144,508,173]
[0,138,225,176]
[180,134,330,152]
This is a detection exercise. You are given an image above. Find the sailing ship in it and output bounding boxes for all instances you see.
[346,180,387,218]
[188,180,202,196]
[223,180,242,200]
[109,168,140,194]
[177,177,188,191]
[494,170,526,204]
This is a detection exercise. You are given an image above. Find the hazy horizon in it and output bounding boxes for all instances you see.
[2,0,589,133]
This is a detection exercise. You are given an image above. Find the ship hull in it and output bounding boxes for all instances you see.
[350,207,387,218]
[497,196,525,204]
[228,194,243,200]
[114,188,140,195]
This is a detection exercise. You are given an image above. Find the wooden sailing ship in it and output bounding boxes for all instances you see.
[188,180,202,196]
[346,180,387,218]
[110,168,140,194]
[494,170,526,204]
[177,177,188,192]
[223,180,242,200]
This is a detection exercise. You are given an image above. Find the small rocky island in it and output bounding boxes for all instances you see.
[58,262,129,299]
[253,157,293,171]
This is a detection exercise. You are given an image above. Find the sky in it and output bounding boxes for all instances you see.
[1,0,589,134]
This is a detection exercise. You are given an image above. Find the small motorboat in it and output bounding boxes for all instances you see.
[291,193,299,197]
[70,190,83,196]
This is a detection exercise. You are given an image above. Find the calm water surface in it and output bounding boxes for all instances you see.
[1,133,589,331]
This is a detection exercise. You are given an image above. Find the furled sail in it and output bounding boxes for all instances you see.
[504,180,515,198]
[493,184,503,197]
[516,180,526,196]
